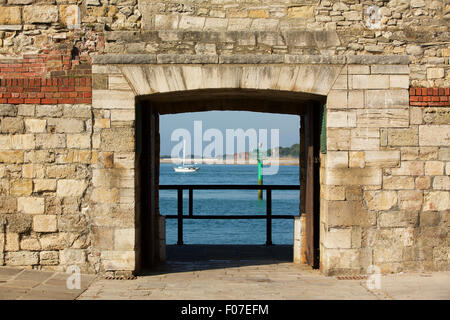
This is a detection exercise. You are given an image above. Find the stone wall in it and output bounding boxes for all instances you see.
[0,0,448,275]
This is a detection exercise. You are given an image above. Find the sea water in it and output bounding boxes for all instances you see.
[159,163,300,245]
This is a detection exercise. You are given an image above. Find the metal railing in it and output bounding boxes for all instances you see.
[159,185,300,245]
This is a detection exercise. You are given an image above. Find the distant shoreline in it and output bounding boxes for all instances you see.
[160,158,299,166]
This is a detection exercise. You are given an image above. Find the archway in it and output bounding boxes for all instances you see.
[135,88,325,270]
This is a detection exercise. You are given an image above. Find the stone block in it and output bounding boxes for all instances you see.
[92,226,114,250]
[59,5,80,28]
[325,168,382,186]
[387,128,418,146]
[327,90,347,109]
[352,75,389,89]
[390,161,424,176]
[56,180,87,197]
[371,65,409,74]
[1,118,24,134]
[0,6,21,24]
[0,151,23,163]
[47,119,84,133]
[415,176,431,190]
[323,228,352,249]
[5,214,32,233]
[356,109,409,127]
[327,111,356,128]
[426,68,444,79]
[365,151,400,167]
[420,211,441,226]
[325,200,375,227]
[92,90,135,109]
[101,127,134,152]
[60,248,86,265]
[11,134,35,150]
[101,251,135,271]
[10,179,33,196]
[5,233,19,252]
[424,161,444,176]
[35,134,66,149]
[20,238,41,251]
[398,190,423,211]
[350,128,380,150]
[433,176,450,190]
[348,90,364,109]
[383,176,415,190]
[25,119,46,133]
[33,179,57,192]
[379,211,418,228]
[18,197,44,214]
[365,191,398,211]
[114,228,135,250]
[348,151,365,168]
[23,5,58,23]
[325,151,348,168]
[321,185,346,200]
[40,251,59,265]
[365,89,409,108]
[179,16,205,30]
[419,125,450,146]
[67,134,91,149]
[5,252,39,266]
[91,187,119,203]
[422,108,450,125]
[33,215,57,233]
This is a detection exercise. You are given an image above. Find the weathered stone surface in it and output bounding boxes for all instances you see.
[419,125,450,146]
[10,179,33,196]
[6,214,32,233]
[0,7,21,25]
[60,248,86,265]
[325,168,382,186]
[101,128,134,152]
[423,191,449,211]
[18,197,44,214]
[23,5,58,23]
[5,251,39,265]
[40,251,59,265]
[33,215,57,233]
[365,191,398,211]
[56,180,88,197]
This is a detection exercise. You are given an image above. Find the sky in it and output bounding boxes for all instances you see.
[159,111,300,156]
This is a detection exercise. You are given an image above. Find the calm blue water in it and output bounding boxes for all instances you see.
[159,163,300,245]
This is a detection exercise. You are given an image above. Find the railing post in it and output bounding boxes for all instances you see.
[189,188,193,216]
[177,188,183,245]
[266,188,272,246]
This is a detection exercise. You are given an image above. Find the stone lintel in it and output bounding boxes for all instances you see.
[93,54,409,65]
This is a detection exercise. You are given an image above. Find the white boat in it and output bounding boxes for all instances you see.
[174,166,199,173]
[174,139,199,173]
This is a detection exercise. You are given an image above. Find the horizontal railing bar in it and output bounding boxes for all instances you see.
[164,215,295,219]
[159,184,299,190]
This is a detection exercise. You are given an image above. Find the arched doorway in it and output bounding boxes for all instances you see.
[135,88,325,270]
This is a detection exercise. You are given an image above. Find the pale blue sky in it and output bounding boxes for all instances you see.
[160,111,300,156]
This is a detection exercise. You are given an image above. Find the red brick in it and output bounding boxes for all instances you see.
[41,98,58,104]
[24,98,41,104]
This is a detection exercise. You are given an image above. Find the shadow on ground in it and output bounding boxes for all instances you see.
[140,244,294,276]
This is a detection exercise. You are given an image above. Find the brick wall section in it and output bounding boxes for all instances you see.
[410,88,450,107]
[0,51,92,105]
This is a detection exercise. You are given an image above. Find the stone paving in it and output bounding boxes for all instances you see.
[78,245,450,300]
[1,245,449,300]
[0,267,96,300]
